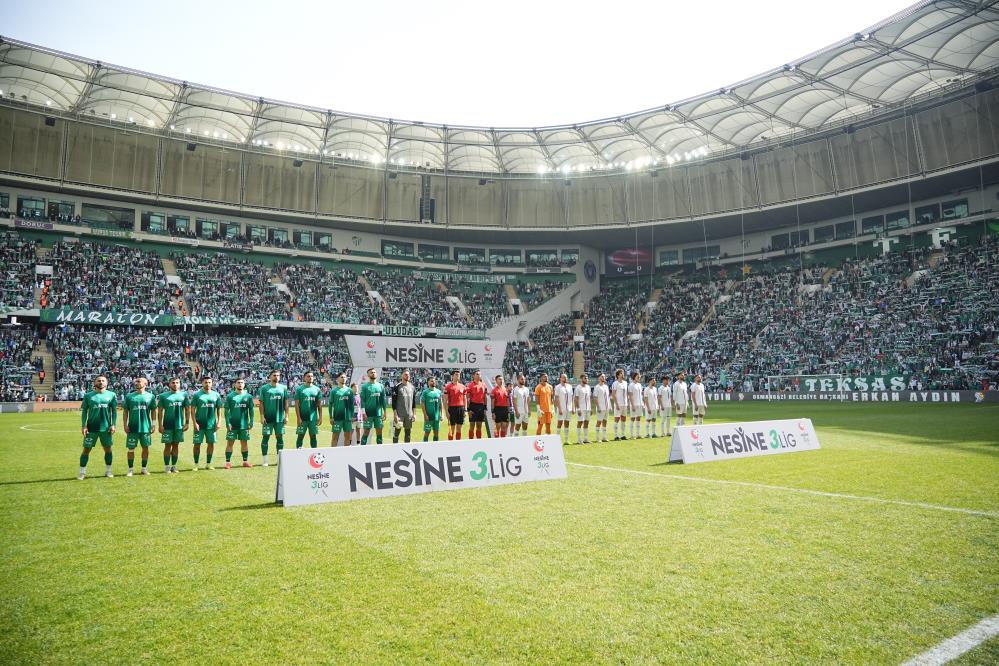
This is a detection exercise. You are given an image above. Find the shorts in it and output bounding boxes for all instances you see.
[645,410,658,421]
[363,414,384,430]
[468,403,486,423]
[612,405,625,418]
[537,411,553,425]
[331,419,352,433]
[161,429,184,444]
[447,406,466,425]
[296,422,319,436]
[125,433,151,449]
[594,409,608,421]
[555,411,572,422]
[423,418,441,434]
[629,405,644,418]
[226,428,251,441]
[262,423,285,436]
[576,410,591,421]
[394,415,415,429]
[674,402,688,414]
[83,431,113,448]
[513,409,529,425]
[493,406,510,423]
[693,404,706,416]
[193,428,217,445]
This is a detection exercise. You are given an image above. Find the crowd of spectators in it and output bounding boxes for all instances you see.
[173,252,293,320]
[504,314,576,378]
[44,241,174,314]
[518,279,567,310]
[1,327,40,401]
[0,232,39,308]
[278,263,381,325]
[583,281,646,374]
[362,270,467,328]
[443,279,510,329]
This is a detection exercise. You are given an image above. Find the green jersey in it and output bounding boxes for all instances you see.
[329,385,355,421]
[157,391,190,430]
[191,389,222,427]
[225,390,255,430]
[295,384,322,423]
[360,381,387,418]
[123,391,155,434]
[81,390,118,432]
[421,387,443,419]
[257,383,289,424]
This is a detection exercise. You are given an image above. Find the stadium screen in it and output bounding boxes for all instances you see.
[604,247,653,276]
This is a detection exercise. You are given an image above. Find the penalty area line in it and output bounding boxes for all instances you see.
[566,462,999,519]
[902,612,999,666]
[19,424,80,433]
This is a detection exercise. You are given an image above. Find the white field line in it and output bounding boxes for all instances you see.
[567,462,999,519]
[901,613,999,665]
[19,423,80,433]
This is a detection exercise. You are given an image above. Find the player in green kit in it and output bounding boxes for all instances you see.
[157,377,190,474]
[190,376,222,470]
[257,369,290,466]
[78,374,118,480]
[295,371,323,448]
[421,376,443,442]
[224,378,254,469]
[360,368,387,445]
[122,376,155,477]
[328,373,355,446]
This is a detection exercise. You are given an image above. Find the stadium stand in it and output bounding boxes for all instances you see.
[0,231,39,309]
[173,252,293,320]
[361,269,467,328]
[277,263,382,325]
[0,326,40,401]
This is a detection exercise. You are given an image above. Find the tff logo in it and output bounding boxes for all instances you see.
[308,452,327,469]
[533,440,545,452]
[797,420,806,431]
[366,340,375,349]
[484,344,492,352]
[690,429,700,441]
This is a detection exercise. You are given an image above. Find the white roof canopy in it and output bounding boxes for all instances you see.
[1,0,997,175]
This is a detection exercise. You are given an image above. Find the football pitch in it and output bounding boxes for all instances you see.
[1,402,997,665]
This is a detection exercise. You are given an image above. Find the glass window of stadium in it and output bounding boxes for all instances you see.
[561,249,579,266]
[490,249,522,266]
[941,199,969,219]
[835,220,856,239]
[915,203,941,225]
[17,196,45,219]
[197,218,218,239]
[382,240,414,257]
[814,225,835,243]
[885,210,909,231]
[682,245,721,264]
[82,203,134,230]
[455,247,486,265]
[141,211,165,234]
[861,215,884,235]
[419,244,449,262]
[221,222,241,239]
[167,215,189,234]
[248,225,266,244]
[294,230,313,248]
[316,232,332,249]
[658,249,679,266]
[527,249,558,267]
[268,228,288,244]
[0,193,8,210]
[47,200,74,221]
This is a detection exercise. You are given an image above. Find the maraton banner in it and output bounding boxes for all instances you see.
[345,335,505,369]
[275,435,568,507]
[41,309,173,327]
[669,418,821,464]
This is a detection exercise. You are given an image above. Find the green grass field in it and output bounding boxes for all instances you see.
[2,402,997,665]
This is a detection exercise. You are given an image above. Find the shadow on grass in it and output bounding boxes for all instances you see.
[218,502,281,512]
[0,477,82,486]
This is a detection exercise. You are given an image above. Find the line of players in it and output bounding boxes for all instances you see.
[75,365,706,479]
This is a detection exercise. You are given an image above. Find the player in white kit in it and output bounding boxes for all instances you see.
[511,373,532,434]
[627,371,644,438]
[642,378,659,438]
[574,374,592,444]
[672,372,689,427]
[690,374,707,425]
[554,373,574,442]
[658,375,673,437]
[610,369,628,440]
[592,373,610,442]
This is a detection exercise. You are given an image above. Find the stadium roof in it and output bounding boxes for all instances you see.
[1,0,997,176]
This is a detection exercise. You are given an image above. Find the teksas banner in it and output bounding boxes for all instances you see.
[275,435,567,507]
[797,375,909,392]
[668,418,820,464]
[345,335,505,369]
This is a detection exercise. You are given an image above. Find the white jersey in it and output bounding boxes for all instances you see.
[592,384,610,411]
[511,385,531,414]
[690,382,707,407]
[554,383,573,414]
[672,380,689,406]
[574,384,592,412]
[627,381,644,409]
[643,386,659,413]
[611,380,628,408]
[658,385,671,412]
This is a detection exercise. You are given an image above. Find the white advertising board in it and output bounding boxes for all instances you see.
[276,435,567,507]
[668,418,821,464]
[344,335,506,370]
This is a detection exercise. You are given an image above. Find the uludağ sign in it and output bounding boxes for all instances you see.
[668,418,821,464]
[275,435,567,507]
